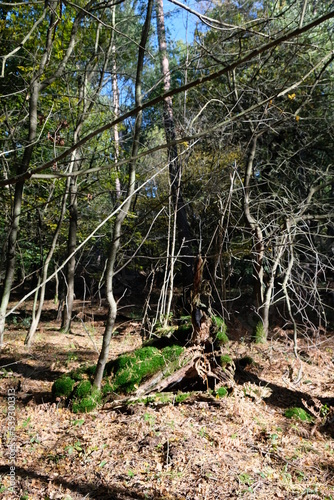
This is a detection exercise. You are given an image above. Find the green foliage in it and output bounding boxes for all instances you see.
[214,317,229,346]
[106,345,184,394]
[253,321,266,344]
[72,388,101,414]
[73,380,92,398]
[52,376,75,398]
[284,407,313,423]
[215,387,228,398]
[219,354,232,367]
[175,392,191,403]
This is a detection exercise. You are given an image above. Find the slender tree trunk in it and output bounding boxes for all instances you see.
[25,183,69,345]
[94,0,153,389]
[0,81,39,347]
[61,163,79,333]
[60,23,116,332]
[155,0,193,288]
[243,136,267,335]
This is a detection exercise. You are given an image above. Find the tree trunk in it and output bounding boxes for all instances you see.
[243,136,267,337]
[155,0,193,288]
[0,80,39,347]
[94,0,154,389]
[61,169,78,333]
[25,183,69,345]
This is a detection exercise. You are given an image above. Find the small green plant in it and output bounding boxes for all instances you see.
[215,387,228,398]
[253,321,266,343]
[212,316,229,345]
[284,407,313,422]
[175,392,190,403]
[52,376,75,398]
[320,404,329,418]
[238,473,253,485]
[219,354,232,367]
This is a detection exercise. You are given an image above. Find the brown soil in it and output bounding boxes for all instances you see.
[0,300,334,499]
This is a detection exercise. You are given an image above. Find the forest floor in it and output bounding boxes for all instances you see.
[0,299,334,500]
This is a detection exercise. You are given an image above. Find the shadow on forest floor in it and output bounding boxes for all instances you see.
[0,465,156,499]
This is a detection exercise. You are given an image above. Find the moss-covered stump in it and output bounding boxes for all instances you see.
[104,345,184,395]
[51,316,234,412]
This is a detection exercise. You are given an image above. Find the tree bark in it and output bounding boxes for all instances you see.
[94,0,154,389]
[155,0,193,288]
[0,80,39,346]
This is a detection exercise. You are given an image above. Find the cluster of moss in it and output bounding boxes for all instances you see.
[215,387,228,398]
[219,354,232,367]
[284,407,313,422]
[52,376,76,398]
[253,321,266,344]
[105,345,184,394]
[212,316,229,345]
[51,376,101,413]
[72,382,101,413]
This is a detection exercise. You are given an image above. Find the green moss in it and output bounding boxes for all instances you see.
[215,387,228,398]
[284,407,313,422]
[175,392,191,403]
[108,345,184,394]
[52,376,75,398]
[74,380,92,398]
[219,354,232,367]
[212,316,228,345]
[253,321,266,344]
[72,387,101,414]
[216,330,229,345]
[70,368,84,381]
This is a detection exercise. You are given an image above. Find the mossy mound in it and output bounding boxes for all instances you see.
[105,344,184,394]
[284,407,313,422]
[52,376,76,398]
[73,380,92,398]
[51,376,101,413]
[215,386,228,398]
[72,386,101,413]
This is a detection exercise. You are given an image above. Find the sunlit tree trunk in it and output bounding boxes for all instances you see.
[155,0,193,288]
[94,0,153,389]
[61,147,80,333]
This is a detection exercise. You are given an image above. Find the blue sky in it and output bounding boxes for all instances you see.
[164,0,198,42]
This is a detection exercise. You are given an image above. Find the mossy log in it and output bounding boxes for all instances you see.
[133,346,235,396]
